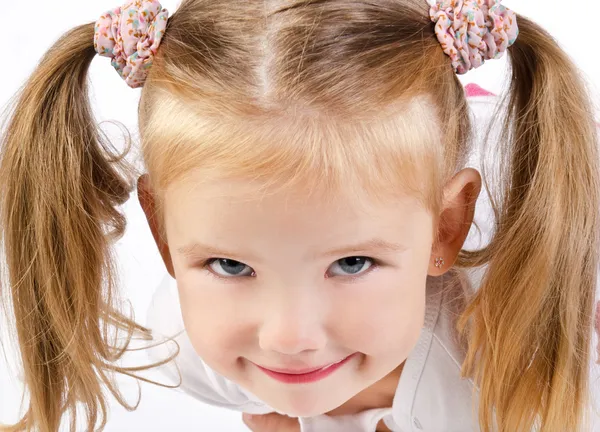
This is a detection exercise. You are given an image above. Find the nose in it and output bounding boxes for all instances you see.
[258,288,328,355]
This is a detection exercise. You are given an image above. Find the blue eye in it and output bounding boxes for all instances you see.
[205,258,255,277]
[200,256,379,281]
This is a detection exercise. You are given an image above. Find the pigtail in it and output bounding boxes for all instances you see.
[455,15,600,432]
[0,23,178,432]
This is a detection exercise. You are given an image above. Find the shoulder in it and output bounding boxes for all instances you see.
[144,273,274,414]
[396,269,483,431]
[430,267,478,380]
[412,267,600,432]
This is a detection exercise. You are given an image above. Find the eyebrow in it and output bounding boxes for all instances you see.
[177,238,408,263]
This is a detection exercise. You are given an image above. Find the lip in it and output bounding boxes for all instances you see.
[261,361,345,375]
[255,353,357,384]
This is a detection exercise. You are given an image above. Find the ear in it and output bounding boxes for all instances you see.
[137,174,176,279]
[428,168,482,277]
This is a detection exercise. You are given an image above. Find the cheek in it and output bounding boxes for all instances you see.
[177,278,249,362]
[333,274,426,354]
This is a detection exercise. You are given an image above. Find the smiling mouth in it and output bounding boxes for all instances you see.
[260,355,353,375]
[254,353,358,384]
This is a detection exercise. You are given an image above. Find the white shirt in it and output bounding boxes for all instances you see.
[145,269,485,431]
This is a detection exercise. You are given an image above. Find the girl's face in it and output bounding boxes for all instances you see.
[162,174,434,417]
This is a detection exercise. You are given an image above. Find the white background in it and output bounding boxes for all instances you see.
[0,1,599,431]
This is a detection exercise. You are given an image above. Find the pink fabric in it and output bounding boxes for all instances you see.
[464,82,496,97]
[94,0,169,88]
[428,0,519,75]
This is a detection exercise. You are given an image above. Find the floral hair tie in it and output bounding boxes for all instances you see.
[94,0,169,88]
[428,0,519,75]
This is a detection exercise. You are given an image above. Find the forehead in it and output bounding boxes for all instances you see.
[162,175,431,256]
[164,174,423,224]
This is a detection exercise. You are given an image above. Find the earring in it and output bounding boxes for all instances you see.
[434,257,445,268]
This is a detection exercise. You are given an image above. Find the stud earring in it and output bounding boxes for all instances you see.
[434,257,445,268]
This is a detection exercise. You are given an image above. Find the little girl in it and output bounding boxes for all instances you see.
[0,0,598,431]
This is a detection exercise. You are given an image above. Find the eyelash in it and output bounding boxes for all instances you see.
[198,256,381,283]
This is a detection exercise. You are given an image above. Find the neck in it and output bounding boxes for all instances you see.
[325,361,404,417]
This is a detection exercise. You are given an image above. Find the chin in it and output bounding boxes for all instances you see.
[266,392,350,418]
[274,405,330,418]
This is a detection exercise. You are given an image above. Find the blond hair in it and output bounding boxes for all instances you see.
[0,1,598,431]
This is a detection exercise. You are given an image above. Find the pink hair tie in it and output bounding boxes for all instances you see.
[94,0,169,88]
[428,0,519,75]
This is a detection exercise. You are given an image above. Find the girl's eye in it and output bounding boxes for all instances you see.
[201,256,377,280]
[205,258,256,278]
[328,256,374,278]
